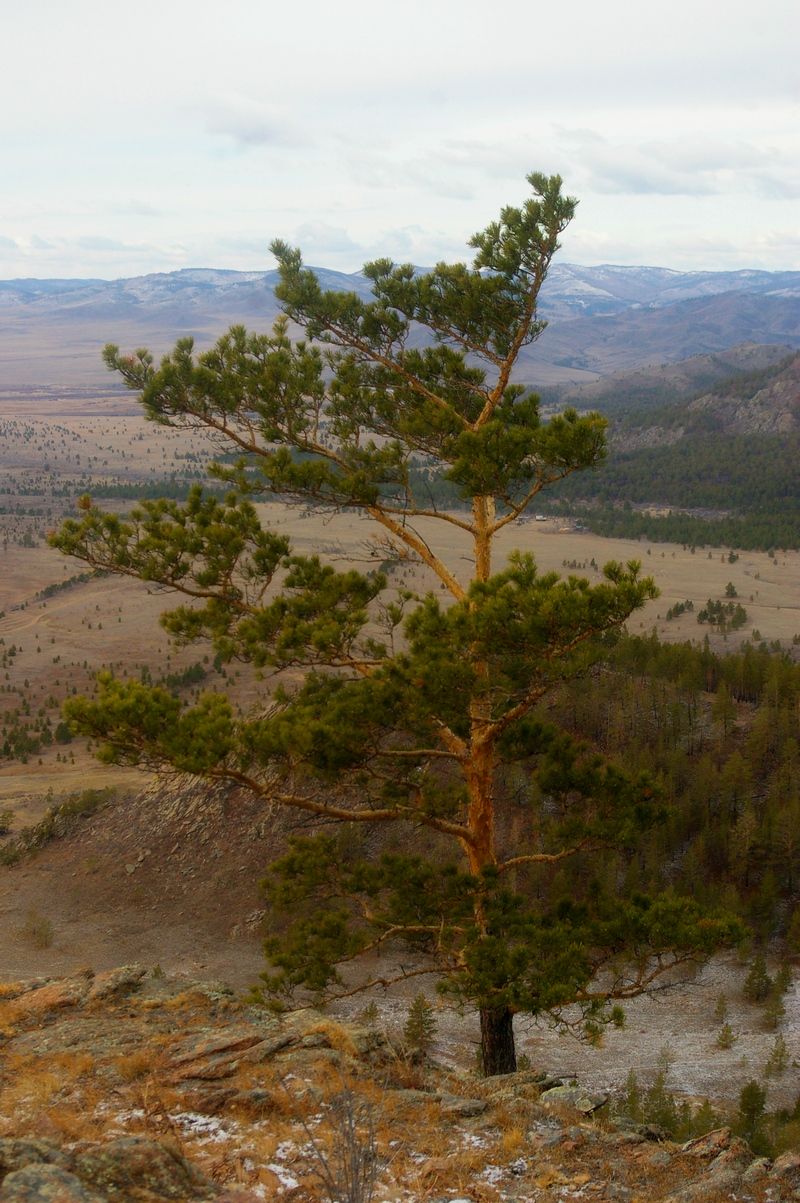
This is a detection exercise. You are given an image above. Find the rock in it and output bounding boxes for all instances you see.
[708,1137,751,1171]
[771,1151,800,1182]
[0,980,53,1002]
[186,980,234,1002]
[614,1119,669,1142]
[232,1088,275,1113]
[679,1167,742,1200]
[538,1085,607,1114]
[439,1095,487,1118]
[179,1087,238,1115]
[244,1034,295,1061]
[6,972,93,1019]
[742,1157,771,1184]
[0,1164,104,1203]
[648,1150,672,1168]
[680,1127,731,1158]
[73,1136,216,1200]
[84,965,146,1004]
[167,1027,266,1067]
[0,1141,71,1179]
[390,1088,441,1106]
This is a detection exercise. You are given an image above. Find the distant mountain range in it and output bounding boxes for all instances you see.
[0,264,799,392]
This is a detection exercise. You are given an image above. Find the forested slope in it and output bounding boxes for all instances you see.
[546,353,800,549]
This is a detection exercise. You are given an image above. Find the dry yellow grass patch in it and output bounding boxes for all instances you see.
[304,1018,359,1058]
[116,1050,158,1081]
[51,1051,95,1079]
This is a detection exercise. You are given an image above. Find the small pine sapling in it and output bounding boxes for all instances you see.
[403,994,437,1061]
[744,953,773,1002]
[713,993,728,1024]
[763,991,786,1031]
[716,1023,737,1050]
[765,1034,788,1077]
[775,961,793,994]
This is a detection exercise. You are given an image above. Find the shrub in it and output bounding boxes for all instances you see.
[21,908,53,949]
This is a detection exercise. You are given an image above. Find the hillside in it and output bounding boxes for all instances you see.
[548,352,800,548]
[1,264,799,393]
[542,343,795,416]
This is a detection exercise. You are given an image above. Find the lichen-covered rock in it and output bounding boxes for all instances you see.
[73,1137,216,1200]
[6,973,93,1019]
[167,1027,266,1067]
[680,1127,731,1158]
[84,965,146,1004]
[539,1085,607,1114]
[0,981,53,1002]
[0,1142,70,1181]
[439,1094,487,1118]
[0,1164,105,1203]
[742,1157,770,1184]
[771,1150,800,1182]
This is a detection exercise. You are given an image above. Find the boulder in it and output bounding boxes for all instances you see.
[6,973,93,1019]
[0,1164,104,1203]
[742,1157,771,1185]
[73,1137,216,1200]
[680,1128,731,1158]
[167,1028,266,1067]
[84,966,146,1004]
[538,1085,607,1114]
[439,1095,487,1118]
[771,1150,800,1183]
[0,1142,70,1180]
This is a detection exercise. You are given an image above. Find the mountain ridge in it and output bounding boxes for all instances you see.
[0,263,799,391]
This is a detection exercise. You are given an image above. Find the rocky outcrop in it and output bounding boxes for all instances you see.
[0,967,796,1203]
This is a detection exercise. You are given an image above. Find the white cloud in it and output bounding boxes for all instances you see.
[199,97,311,149]
[0,0,798,274]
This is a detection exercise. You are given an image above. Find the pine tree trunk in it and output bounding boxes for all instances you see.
[480,1006,516,1076]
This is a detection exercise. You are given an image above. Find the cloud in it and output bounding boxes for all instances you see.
[0,235,16,249]
[292,222,363,257]
[76,235,150,252]
[199,97,311,149]
[557,129,800,198]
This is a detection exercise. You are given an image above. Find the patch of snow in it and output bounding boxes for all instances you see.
[267,1163,300,1190]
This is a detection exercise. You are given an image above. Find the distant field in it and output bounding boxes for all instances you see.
[3,477,799,808]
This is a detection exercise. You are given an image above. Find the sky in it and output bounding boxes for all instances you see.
[1,0,798,279]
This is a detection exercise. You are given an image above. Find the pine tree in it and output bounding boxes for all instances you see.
[744,953,773,1002]
[51,172,743,1075]
[403,994,437,1060]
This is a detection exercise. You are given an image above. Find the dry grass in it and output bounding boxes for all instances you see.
[305,1017,359,1058]
[115,1050,157,1081]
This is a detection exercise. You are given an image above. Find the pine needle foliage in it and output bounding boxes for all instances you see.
[50,173,743,1074]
